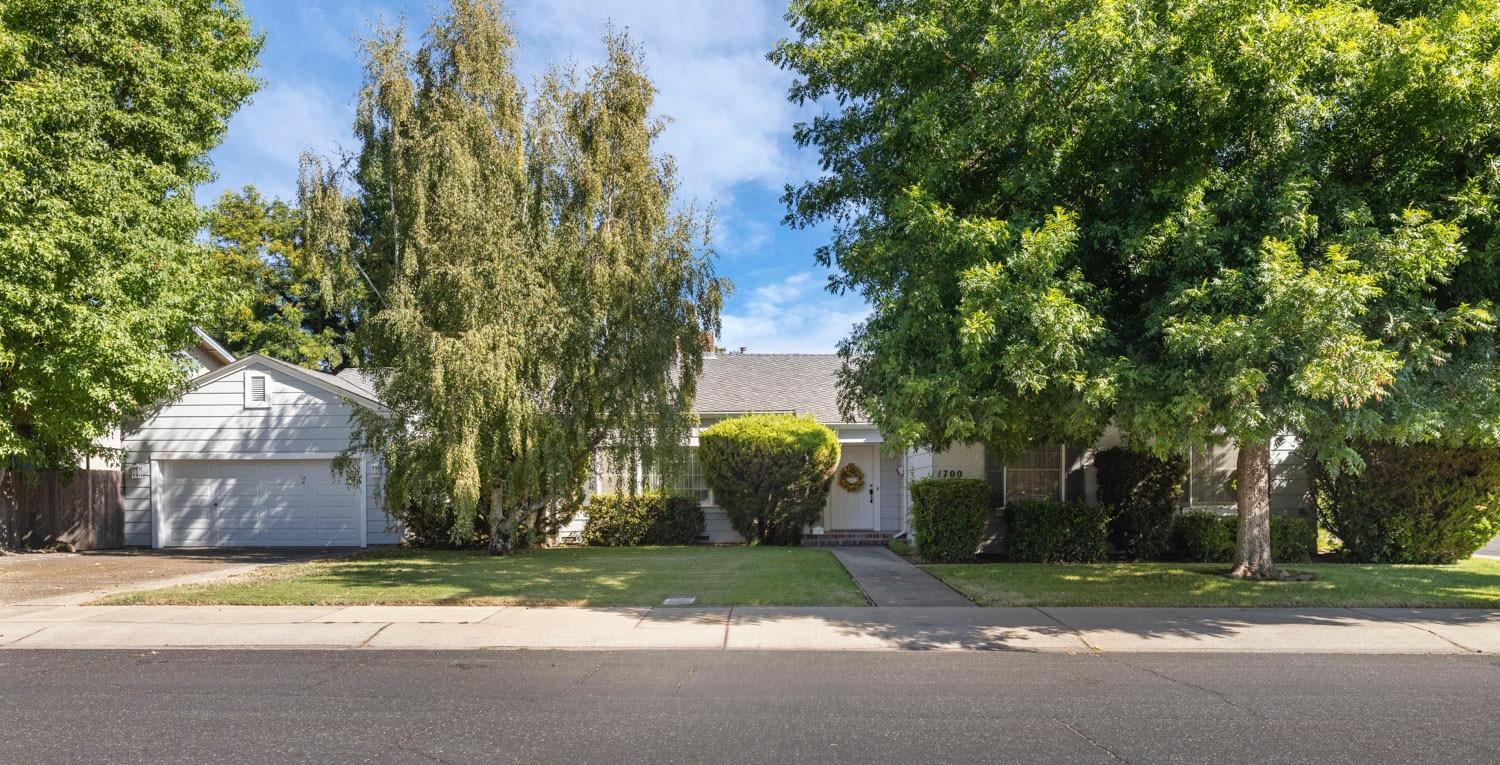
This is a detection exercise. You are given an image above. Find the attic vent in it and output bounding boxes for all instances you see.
[245,373,270,408]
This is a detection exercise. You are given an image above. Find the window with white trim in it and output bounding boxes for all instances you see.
[1184,441,1239,507]
[671,447,712,505]
[243,372,271,409]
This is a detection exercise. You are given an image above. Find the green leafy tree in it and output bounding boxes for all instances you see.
[0,0,259,467]
[205,186,354,370]
[775,0,1500,578]
[697,414,840,545]
[304,0,724,553]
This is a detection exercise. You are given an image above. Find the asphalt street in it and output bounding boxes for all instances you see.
[3,649,1498,764]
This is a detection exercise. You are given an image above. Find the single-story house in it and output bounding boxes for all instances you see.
[566,352,1311,545]
[120,343,1308,549]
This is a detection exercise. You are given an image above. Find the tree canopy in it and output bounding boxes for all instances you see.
[0,0,259,467]
[205,186,355,371]
[304,0,724,552]
[775,0,1500,576]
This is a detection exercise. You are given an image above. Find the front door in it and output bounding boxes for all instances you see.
[826,445,879,530]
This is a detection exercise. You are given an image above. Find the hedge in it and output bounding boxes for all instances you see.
[698,414,839,545]
[1005,500,1109,562]
[908,477,989,562]
[1171,510,1316,563]
[581,493,704,546]
[1315,441,1500,563]
[1095,447,1187,560]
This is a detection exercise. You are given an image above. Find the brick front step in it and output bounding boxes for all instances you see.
[802,532,891,547]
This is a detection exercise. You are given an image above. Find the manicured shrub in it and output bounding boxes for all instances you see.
[1095,446,1187,560]
[1172,510,1317,563]
[1271,514,1316,563]
[908,477,989,562]
[581,493,704,546]
[1004,500,1109,562]
[1172,509,1236,562]
[698,414,839,545]
[1315,441,1500,564]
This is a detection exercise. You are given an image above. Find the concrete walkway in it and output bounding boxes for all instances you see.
[5,604,1500,653]
[830,546,974,606]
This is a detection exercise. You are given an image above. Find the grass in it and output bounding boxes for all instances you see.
[925,558,1500,607]
[96,546,868,607]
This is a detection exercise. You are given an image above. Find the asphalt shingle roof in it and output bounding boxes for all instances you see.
[693,353,856,424]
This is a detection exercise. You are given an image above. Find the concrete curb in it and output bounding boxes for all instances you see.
[3,604,1499,653]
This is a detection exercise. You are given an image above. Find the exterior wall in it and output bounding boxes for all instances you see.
[120,361,391,546]
[879,452,902,532]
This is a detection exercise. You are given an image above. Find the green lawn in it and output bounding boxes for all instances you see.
[96,546,868,607]
[925,558,1500,607]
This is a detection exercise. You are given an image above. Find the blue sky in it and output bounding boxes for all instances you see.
[203,0,870,353]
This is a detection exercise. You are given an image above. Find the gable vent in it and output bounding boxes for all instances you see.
[245,373,270,408]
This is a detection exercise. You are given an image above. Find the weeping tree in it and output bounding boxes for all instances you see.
[304,0,723,553]
[776,0,1500,579]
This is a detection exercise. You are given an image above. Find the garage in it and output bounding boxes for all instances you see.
[155,459,364,547]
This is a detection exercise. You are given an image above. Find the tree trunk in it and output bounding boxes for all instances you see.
[1229,441,1282,580]
[487,482,511,556]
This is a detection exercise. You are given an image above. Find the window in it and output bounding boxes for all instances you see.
[1184,441,1238,507]
[1004,445,1064,504]
[672,448,711,505]
[593,456,637,496]
[244,372,270,409]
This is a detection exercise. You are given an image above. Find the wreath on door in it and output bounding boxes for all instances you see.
[837,462,865,493]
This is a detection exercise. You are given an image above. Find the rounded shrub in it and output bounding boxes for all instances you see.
[1172,509,1236,562]
[908,477,989,562]
[1172,510,1317,563]
[1095,447,1187,560]
[1315,441,1500,563]
[698,414,839,545]
[1005,500,1109,562]
[581,493,705,546]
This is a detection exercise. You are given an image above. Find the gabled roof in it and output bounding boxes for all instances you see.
[333,368,378,399]
[190,327,236,368]
[693,353,862,424]
[190,353,386,412]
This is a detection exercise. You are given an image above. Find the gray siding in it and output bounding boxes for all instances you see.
[121,361,389,546]
[879,453,902,532]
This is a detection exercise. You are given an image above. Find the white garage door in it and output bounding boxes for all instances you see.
[157,460,363,547]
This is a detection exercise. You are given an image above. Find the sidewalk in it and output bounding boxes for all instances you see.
[830,546,974,606]
[4,604,1499,652]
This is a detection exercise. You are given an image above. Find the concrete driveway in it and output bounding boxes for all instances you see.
[0,548,355,606]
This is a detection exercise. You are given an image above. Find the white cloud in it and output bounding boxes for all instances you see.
[207,82,349,202]
[509,0,807,206]
[719,272,871,354]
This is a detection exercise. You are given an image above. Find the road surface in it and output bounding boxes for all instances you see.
[3,649,1498,763]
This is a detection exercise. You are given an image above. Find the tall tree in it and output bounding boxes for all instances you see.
[775,0,1500,578]
[205,186,355,370]
[303,0,724,553]
[0,0,259,467]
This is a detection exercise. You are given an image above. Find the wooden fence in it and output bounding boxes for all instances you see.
[0,468,124,551]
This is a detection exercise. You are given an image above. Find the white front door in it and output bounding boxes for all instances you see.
[157,459,363,547]
[826,445,879,530]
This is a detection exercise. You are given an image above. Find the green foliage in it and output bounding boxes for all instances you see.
[0,0,259,467]
[305,1,724,551]
[205,187,354,370]
[1096,447,1188,560]
[697,414,839,545]
[1173,511,1317,563]
[887,537,914,557]
[907,477,988,562]
[1316,442,1500,563]
[1005,501,1109,563]
[1271,516,1317,564]
[581,493,704,547]
[774,0,1500,570]
[1173,511,1238,563]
